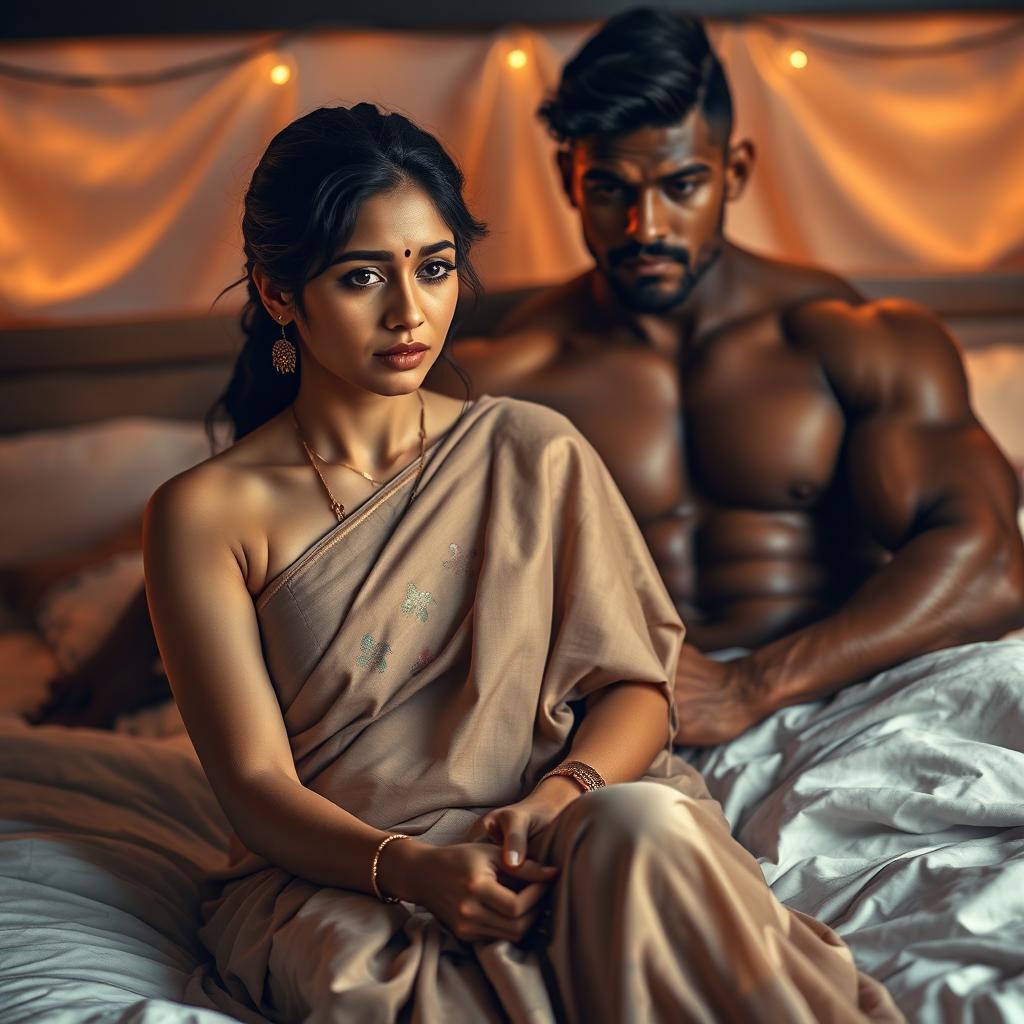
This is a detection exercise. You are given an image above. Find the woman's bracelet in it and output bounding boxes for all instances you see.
[539,759,607,794]
[370,833,411,903]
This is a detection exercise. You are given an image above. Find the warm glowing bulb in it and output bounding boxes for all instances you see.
[788,49,808,70]
[269,63,291,85]
[507,49,528,70]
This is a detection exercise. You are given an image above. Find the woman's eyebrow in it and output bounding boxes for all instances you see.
[331,249,392,265]
[420,240,456,257]
[331,240,456,266]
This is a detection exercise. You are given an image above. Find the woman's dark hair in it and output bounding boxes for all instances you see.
[207,103,486,444]
[538,9,733,149]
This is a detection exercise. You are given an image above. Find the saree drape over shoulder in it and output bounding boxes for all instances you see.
[186,396,902,1024]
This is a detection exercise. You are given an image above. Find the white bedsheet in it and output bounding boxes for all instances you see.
[685,639,1024,1023]
[5,642,1024,1022]
[0,719,236,1024]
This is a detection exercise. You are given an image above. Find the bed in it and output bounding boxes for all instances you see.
[1,276,1023,1023]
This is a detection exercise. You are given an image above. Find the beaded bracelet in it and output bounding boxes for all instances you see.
[370,833,411,903]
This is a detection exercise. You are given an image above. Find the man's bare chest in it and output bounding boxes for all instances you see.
[517,332,847,522]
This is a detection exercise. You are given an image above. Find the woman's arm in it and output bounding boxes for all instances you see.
[144,468,553,941]
[566,681,672,784]
[479,680,671,867]
[143,470,391,892]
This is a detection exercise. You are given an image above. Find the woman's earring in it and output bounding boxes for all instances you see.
[271,316,297,374]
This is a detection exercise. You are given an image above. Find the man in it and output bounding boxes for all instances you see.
[31,9,1023,739]
[436,8,1024,745]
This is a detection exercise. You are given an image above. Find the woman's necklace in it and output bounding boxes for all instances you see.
[292,391,427,522]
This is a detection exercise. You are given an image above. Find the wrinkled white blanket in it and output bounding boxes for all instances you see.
[685,640,1024,1023]
[0,718,235,1024]
[5,641,1024,1022]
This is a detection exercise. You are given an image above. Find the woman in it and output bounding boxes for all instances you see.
[144,104,901,1023]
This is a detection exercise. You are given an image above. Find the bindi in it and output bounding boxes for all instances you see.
[404,249,411,258]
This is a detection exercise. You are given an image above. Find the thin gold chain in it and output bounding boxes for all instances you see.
[296,432,386,486]
[292,391,427,522]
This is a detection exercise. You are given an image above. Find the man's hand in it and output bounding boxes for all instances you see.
[673,645,764,747]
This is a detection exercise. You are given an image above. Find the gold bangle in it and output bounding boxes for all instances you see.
[370,833,411,903]
[539,759,607,793]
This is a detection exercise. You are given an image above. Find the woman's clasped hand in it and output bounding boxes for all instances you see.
[379,838,557,944]
[378,780,580,944]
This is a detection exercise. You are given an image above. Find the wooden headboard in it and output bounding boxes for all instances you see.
[1,274,1020,435]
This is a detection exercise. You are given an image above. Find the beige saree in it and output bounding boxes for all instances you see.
[185,395,902,1023]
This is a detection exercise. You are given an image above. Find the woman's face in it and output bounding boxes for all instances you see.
[295,182,460,397]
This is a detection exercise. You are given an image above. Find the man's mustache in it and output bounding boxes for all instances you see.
[608,242,690,269]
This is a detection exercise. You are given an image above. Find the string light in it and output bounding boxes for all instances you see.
[789,49,808,70]
[0,19,1021,90]
[0,31,295,88]
[757,16,1024,60]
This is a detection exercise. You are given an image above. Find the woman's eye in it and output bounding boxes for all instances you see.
[343,268,385,288]
[417,260,456,283]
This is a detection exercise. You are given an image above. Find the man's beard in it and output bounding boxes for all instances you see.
[603,238,723,315]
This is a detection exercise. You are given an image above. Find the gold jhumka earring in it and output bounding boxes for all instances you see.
[271,316,297,374]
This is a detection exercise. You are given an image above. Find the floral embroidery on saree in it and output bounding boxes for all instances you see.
[401,582,435,623]
[356,633,392,673]
[410,648,434,675]
[442,542,478,579]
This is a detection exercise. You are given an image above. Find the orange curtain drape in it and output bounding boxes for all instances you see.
[0,15,1021,324]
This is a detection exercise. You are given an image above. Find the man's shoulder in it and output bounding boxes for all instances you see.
[449,276,593,394]
[783,296,969,414]
[783,294,959,362]
[494,274,592,334]
[708,248,861,341]
[738,249,862,312]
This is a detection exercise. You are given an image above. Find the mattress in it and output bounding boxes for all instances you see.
[0,717,236,1023]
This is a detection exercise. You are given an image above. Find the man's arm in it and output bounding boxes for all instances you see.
[748,299,1024,712]
[677,299,1024,745]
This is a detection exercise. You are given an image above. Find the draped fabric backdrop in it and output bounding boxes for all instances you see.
[0,14,1021,325]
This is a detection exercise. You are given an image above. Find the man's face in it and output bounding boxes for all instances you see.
[566,111,728,314]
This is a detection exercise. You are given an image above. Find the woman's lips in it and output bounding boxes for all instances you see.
[374,345,429,371]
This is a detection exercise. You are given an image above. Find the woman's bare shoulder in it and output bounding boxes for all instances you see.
[145,416,286,552]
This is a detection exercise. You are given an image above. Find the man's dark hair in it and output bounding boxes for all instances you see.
[539,8,733,148]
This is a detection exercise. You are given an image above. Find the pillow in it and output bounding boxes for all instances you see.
[0,417,212,567]
[35,550,145,673]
